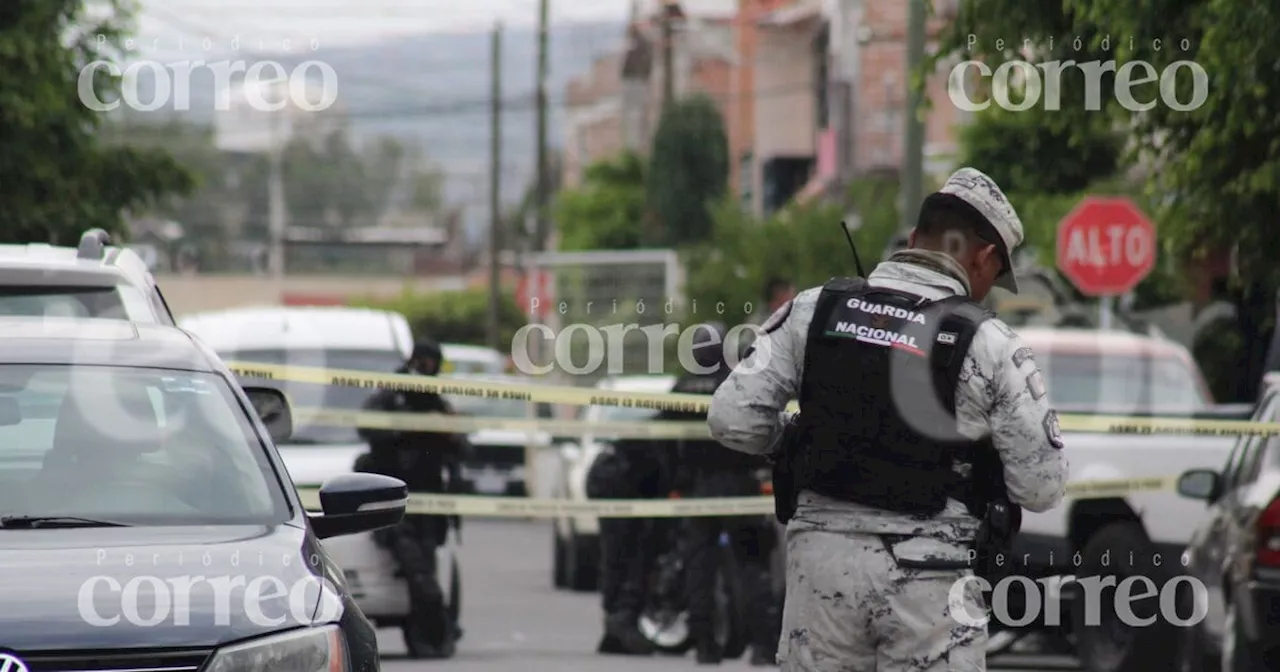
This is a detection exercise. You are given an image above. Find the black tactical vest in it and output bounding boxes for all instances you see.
[794,277,997,517]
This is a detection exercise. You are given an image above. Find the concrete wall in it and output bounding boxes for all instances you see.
[156,275,468,317]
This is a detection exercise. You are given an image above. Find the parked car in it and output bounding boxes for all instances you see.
[179,305,461,657]
[0,315,404,669]
[441,343,507,375]
[548,375,677,591]
[1174,382,1280,672]
[993,327,1252,670]
[444,373,551,497]
[0,228,176,324]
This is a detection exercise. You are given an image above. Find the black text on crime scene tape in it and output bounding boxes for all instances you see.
[329,375,531,401]
[588,395,706,413]
[1108,423,1280,438]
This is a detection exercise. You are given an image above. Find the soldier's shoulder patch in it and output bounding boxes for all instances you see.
[760,300,793,335]
[1043,409,1064,449]
[1011,347,1034,368]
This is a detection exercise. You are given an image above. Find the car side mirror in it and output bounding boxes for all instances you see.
[243,386,293,444]
[1177,469,1222,502]
[309,473,407,540]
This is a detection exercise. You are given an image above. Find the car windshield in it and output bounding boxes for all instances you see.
[0,284,154,323]
[1041,352,1208,412]
[0,364,287,525]
[223,348,405,445]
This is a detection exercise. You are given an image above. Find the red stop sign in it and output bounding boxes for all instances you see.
[1056,197,1157,296]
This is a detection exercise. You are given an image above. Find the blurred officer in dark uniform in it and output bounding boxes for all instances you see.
[587,400,677,655]
[354,337,469,658]
[669,322,778,665]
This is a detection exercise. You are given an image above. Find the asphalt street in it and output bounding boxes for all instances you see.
[373,519,1083,671]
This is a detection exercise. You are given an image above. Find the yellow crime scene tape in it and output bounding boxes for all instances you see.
[293,407,712,439]
[229,360,1280,439]
[293,475,1181,518]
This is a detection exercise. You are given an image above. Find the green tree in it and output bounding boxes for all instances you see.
[553,151,647,251]
[352,287,526,347]
[682,174,902,326]
[647,95,730,245]
[103,116,234,267]
[939,0,1280,401]
[0,0,193,243]
[958,105,1122,196]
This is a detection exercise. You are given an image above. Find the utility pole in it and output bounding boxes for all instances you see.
[533,0,550,252]
[267,89,288,281]
[899,0,926,231]
[661,0,675,108]
[487,22,503,352]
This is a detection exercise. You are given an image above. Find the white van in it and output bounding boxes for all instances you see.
[440,343,506,375]
[178,305,461,657]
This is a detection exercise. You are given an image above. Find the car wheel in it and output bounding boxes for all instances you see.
[553,525,569,588]
[566,528,599,592]
[1072,522,1179,672]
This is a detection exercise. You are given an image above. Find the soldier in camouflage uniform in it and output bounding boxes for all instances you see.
[707,168,1070,671]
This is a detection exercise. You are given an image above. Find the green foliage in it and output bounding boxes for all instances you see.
[553,151,647,251]
[937,0,1280,398]
[681,175,902,326]
[0,0,194,243]
[958,105,1122,195]
[352,287,526,347]
[647,95,730,246]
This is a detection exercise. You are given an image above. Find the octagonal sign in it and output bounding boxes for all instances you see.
[1056,197,1157,296]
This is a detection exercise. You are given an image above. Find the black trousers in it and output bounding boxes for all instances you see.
[377,517,451,644]
[588,448,669,619]
[681,470,779,652]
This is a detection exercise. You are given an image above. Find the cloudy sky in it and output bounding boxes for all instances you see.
[134,0,735,56]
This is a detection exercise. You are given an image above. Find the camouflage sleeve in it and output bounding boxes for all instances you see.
[707,287,816,455]
[955,319,1069,513]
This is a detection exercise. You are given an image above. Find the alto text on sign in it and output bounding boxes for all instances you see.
[1056,197,1156,296]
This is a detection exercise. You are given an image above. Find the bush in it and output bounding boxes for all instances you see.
[351,287,527,348]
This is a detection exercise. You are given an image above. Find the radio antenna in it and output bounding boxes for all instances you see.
[841,220,867,278]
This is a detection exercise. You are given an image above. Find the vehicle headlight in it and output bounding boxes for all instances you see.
[204,625,347,672]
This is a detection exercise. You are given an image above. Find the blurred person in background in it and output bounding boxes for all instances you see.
[759,279,795,324]
[354,337,469,658]
[669,322,780,665]
[587,399,678,655]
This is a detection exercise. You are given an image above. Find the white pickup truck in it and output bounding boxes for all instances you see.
[999,327,1253,671]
